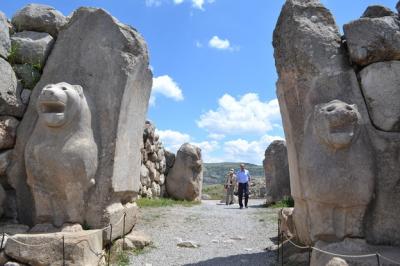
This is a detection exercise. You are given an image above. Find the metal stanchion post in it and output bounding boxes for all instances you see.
[281,232,284,266]
[376,253,380,266]
[108,224,113,266]
[308,246,312,266]
[277,218,281,264]
[122,212,127,249]
[62,235,65,266]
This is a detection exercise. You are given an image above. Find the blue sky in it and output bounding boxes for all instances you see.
[2,0,398,164]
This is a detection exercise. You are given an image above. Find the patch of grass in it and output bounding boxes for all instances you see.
[202,184,225,200]
[269,196,295,208]
[7,43,19,65]
[136,197,200,208]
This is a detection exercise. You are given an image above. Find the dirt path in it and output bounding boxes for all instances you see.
[130,199,278,266]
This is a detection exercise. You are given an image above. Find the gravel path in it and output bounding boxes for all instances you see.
[130,199,278,266]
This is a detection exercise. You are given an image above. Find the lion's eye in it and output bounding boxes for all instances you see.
[346,106,353,111]
[62,87,67,91]
[326,106,335,112]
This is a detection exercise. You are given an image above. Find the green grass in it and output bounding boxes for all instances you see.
[136,197,200,208]
[269,196,295,208]
[202,184,225,200]
[7,43,19,65]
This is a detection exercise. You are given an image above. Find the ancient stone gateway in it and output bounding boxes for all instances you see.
[7,6,152,237]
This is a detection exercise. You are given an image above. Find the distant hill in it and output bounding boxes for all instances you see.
[203,162,264,185]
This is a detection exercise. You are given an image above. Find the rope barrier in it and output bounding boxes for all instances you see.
[3,212,128,246]
[278,234,400,264]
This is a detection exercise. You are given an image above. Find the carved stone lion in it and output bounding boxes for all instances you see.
[297,100,375,242]
[25,82,98,227]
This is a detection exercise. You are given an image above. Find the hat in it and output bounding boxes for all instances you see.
[229,169,234,173]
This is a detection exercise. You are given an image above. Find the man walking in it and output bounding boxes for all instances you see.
[224,169,236,205]
[236,163,251,209]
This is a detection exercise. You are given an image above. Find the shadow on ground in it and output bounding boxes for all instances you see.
[183,251,276,266]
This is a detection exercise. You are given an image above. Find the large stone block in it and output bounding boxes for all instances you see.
[360,61,400,132]
[273,0,376,245]
[0,116,19,150]
[263,140,290,204]
[10,31,54,66]
[166,143,203,201]
[11,4,67,37]
[5,230,103,266]
[0,150,12,177]
[0,11,11,59]
[344,16,400,66]
[0,58,25,117]
[103,202,138,242]
[7,7,152,228]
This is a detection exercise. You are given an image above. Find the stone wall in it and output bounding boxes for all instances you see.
[273,0,400,263]
[139,120,169,198]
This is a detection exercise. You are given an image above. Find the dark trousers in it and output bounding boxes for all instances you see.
[238,182,249,207]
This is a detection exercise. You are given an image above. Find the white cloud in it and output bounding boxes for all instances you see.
[150,75,184,106]
[156,129,219,162]
[197,93,281,135]
[208,133,225,140]
[195,40,203,48]
[145,0,163,7]
[156,129,191,153]
[208,36,230,50]
[172,0,214,10]
[223,135,284,165]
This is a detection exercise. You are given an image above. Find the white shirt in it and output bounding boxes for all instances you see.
[236,169,250,183]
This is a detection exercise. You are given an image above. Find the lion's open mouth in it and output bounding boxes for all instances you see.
[40,101,66,114]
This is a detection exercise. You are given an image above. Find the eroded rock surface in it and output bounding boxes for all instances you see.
[0,116,19,150]
[11,4,67,37]
[0,12,11,59]
[10,31,54,66]
[166,143,203,201]
[263,140,290,204]
[0,58,25,117]
[360,61,400,132]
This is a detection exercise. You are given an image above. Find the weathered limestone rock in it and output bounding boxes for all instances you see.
[0,150,12,177]
[125,230,152,249]
[0,224,29,235]
[326,258,348,266]
[25,82,98,227]
[8,7,152,230]
[166,143,203,201]
[0,12,11,59]
[29,223,58,233]
[278,208,295,239]
[263,140,290,204]
[10,31,54,66]
[164,150,175,175]
[13,64,41,89]
[360,61,400,132]
[343,16,400,66]
[103,202,138,242]
[0,185,6,217]
[0,116,19,150]
[273,0,375,244]
[0,58,25,117]
[20,89,31,105]
[11,4,68,37]
[311,238,400,266]
[5,230,103,266]
[5,262,27,266]
[361,5,396,18]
